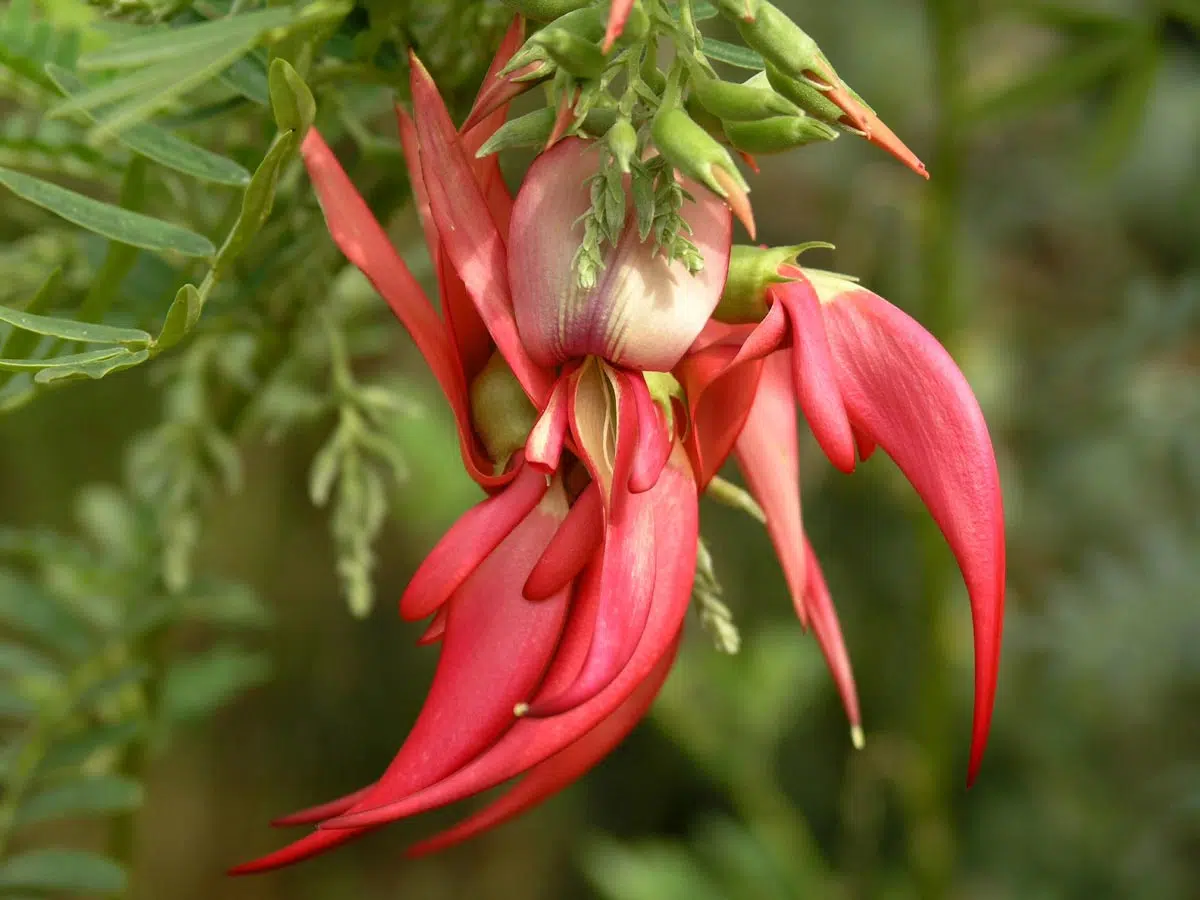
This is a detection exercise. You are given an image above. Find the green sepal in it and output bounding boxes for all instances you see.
[714,242,833,323]
[690,69,799,121]
[723,114,838,153]
[469,352,538,468]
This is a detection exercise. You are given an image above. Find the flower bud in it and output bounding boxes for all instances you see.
[712,0,760,20]
[690,69,799,121]
[714,243,831,323]
[476,107,558,157]
[606,118,638,173]
[534,28,605,79]
[470,351,539,468]
[766,61,863,129]
[723,114,838,154]
[651,106,754,237]
[735,1,837,88]
[509,138,732,371]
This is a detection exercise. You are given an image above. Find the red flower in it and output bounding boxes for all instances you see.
[233,19,1005,874]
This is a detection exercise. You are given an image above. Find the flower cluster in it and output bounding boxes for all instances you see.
[233,13,1004,873]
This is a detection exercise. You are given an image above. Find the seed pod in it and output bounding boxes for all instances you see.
[606,118,638,172]
[723,114,838,154]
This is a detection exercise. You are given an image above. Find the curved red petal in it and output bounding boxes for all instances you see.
[524,482,603,601]
[405,639,677,857]
[676,341,765,488]
[776,278,857,473]
[410,55,554,405]
[399,459,550,621]
[229,827,366,875]
[269,787,373,828]
[416,605,449,645]
[526,376,570,474]
[821,286,1005,783]
[803,539,861,729]
[822,82,928,179]
[322,454,698,830]
[629,374,673,494]
[733,350,809,627]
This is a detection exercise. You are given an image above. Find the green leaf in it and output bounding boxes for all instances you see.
[701,38,764,71]
[34,347,150,384]
[268,58,315,134]
[0,570,94,658]
[0,304,150,347]
[0,167,215,256]
[162,644,269,723]
[156,283,203,351]
[39,721,143,772]
[0,849,127,896]
[45,66,251,186]
[16,776,144,826]
[78,8,296,70]
[215,129,297,272]
[180,580,272,629]
[76,662,151,712]
[0,269,61,373]
[0,688,37,719]
[0,642,60,681]
[219,52,271,106]
[0,346,122,373]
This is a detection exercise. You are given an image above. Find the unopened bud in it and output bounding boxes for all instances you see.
[723,114,838,154]
[714,243,831,323]
[684,96,728,140]
[651,106,754,236]
[690,69,799,121]
[470,352,538,468]
[534,28,605,79]
[502,0,590,21]
[606,118,638,172]
[736,1,838,89]
[766,61,864,129]
[476,107,557,157]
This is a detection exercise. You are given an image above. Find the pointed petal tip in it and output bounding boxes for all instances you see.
[850,724,865,750]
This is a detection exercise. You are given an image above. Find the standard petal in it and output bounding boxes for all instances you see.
[819,282,1005,783]
[404,641,676,857]
[322,452,698,831]
[399,458,550,621]
[509,137,732,371]
[733,350,809,627]
[410,55,554,405]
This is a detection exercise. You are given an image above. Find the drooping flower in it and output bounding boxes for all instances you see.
[233,13,1005,874]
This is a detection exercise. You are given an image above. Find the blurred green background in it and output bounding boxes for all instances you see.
[2,1,1199,898]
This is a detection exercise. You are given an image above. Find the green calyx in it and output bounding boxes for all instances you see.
[723,114,838,154]
[690,68,799,122]
[651,106,748,200]
[714,242,832,323]
[606,118,638,173]
[469,352,538,469]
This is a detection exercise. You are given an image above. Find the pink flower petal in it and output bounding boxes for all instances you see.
[234,485,572,871]
[269,787,373,828]
[416,606,448,645]
[322,452,698,831]
[676,340,765,488]
[775,277,856,473]
[509,137,732,371]
[819,283,1005,783]
[733,351,809,627]
[524,482,603,601]
[525,375,570,474]
[399,458,550,621]
[404,640,677,856]
[629,373,674,494]
[410,55,554,405]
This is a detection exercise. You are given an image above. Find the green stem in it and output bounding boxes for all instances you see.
[909,1,968,897]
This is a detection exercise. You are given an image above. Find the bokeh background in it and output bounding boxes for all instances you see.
[2,1,1199,898]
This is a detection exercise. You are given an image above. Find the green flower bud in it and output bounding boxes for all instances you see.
[736,1,838,89]
[764,61,845,124]
[652,106,754,236]
[502,0,590,22]
[712,0,760,20]
[476,107,557,158]
[684,96,728,140]
[723,114,838,154]
[470,352,538,469]
[581,106,618,137]
[606,118,638,173]
[689,69,800,121]
[534,28,606,80]
[714,243,831,323]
